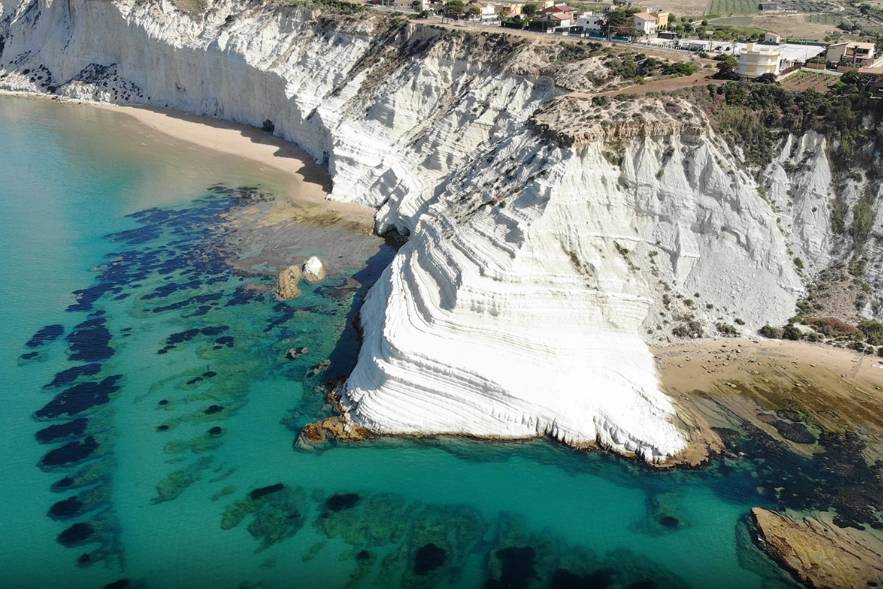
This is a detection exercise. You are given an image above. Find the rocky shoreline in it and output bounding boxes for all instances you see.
[751,508,883,589]
[300,336,883,589]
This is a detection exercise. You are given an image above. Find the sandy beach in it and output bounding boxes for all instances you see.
[653,337,883,464]
[88,102,377,228]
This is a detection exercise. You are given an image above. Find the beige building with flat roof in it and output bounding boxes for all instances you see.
[827,42,876,66]
[737,42,782,77]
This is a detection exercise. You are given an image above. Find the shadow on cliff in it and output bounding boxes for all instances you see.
[288,233,402,430]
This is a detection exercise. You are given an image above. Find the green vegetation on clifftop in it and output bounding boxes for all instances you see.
[682,72,883,169]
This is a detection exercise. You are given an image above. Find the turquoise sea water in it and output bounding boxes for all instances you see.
[0,96,799,589]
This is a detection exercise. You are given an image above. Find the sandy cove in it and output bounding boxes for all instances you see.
[88,102,377,228]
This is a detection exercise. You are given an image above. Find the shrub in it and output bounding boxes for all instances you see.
[808,317,858,337]
[262,119,275,133]
[851,191,875,246]
[663,62,699,76]
[672,320,703,338]
[849,341,869,353]
[858,320,883,345]
[760,325,783,339]
[716,322,738,336]
[314,0,366,13]
[782,325,804,340]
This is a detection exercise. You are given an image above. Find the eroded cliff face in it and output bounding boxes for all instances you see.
[1,0,875,460]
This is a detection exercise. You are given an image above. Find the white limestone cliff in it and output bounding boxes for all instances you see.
[0,0,872,460]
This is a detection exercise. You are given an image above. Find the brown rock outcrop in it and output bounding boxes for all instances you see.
[297,416,373,449]
[751,507,883,589]
[276,265,302,299]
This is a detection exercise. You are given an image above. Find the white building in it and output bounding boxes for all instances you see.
[737,42,782,77]
[632,12,658,36]
[393,0,426,9]
[465,2,498,20]
[576,12,603,30]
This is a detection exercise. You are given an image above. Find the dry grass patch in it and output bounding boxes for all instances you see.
[749,13,840,39]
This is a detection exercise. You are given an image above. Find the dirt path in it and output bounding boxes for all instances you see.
[603,69,722,95]
[566,69,723,99]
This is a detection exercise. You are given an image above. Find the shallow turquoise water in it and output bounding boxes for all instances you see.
[0,96,796,589]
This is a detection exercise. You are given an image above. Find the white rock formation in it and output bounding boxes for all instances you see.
[302,256,325,283]
[1,0,872,460]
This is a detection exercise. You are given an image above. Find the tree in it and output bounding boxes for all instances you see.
[601,7,639,40]
[522,3,537,17]
[444,0,464,16]
[467,5,481,18]
[714,55,739,79]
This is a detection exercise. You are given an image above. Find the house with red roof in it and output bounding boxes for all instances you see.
[539,3,577,26]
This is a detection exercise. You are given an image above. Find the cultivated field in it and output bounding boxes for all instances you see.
[790,0,836,11]
[626,0,709,17]
[805,13,841,25]
[705,0,759,16]
[708,13,842,39]
[780,70,839,91]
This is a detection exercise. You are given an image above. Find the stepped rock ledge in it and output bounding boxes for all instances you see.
[3,0,863,463]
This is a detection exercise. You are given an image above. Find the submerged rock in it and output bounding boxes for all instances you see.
[550,569,615,589]
[221,485,308,551]
[49,496,85,520]
[152,456,213,504]
[44,363,102,389]
[35,418,89,444]
[413,543,446,575]
[631,492,692,537]
[66,318,114,362]
[39,436,99,468]
[57,522,94,546]
[26,324,64,348]
[325,493,360,512]
[35,376,123,420]
[285,347,308,360]
[250,484,285,501]
[489,546,537,589]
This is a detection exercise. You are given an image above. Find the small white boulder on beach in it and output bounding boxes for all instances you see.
[302,256,326,283]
